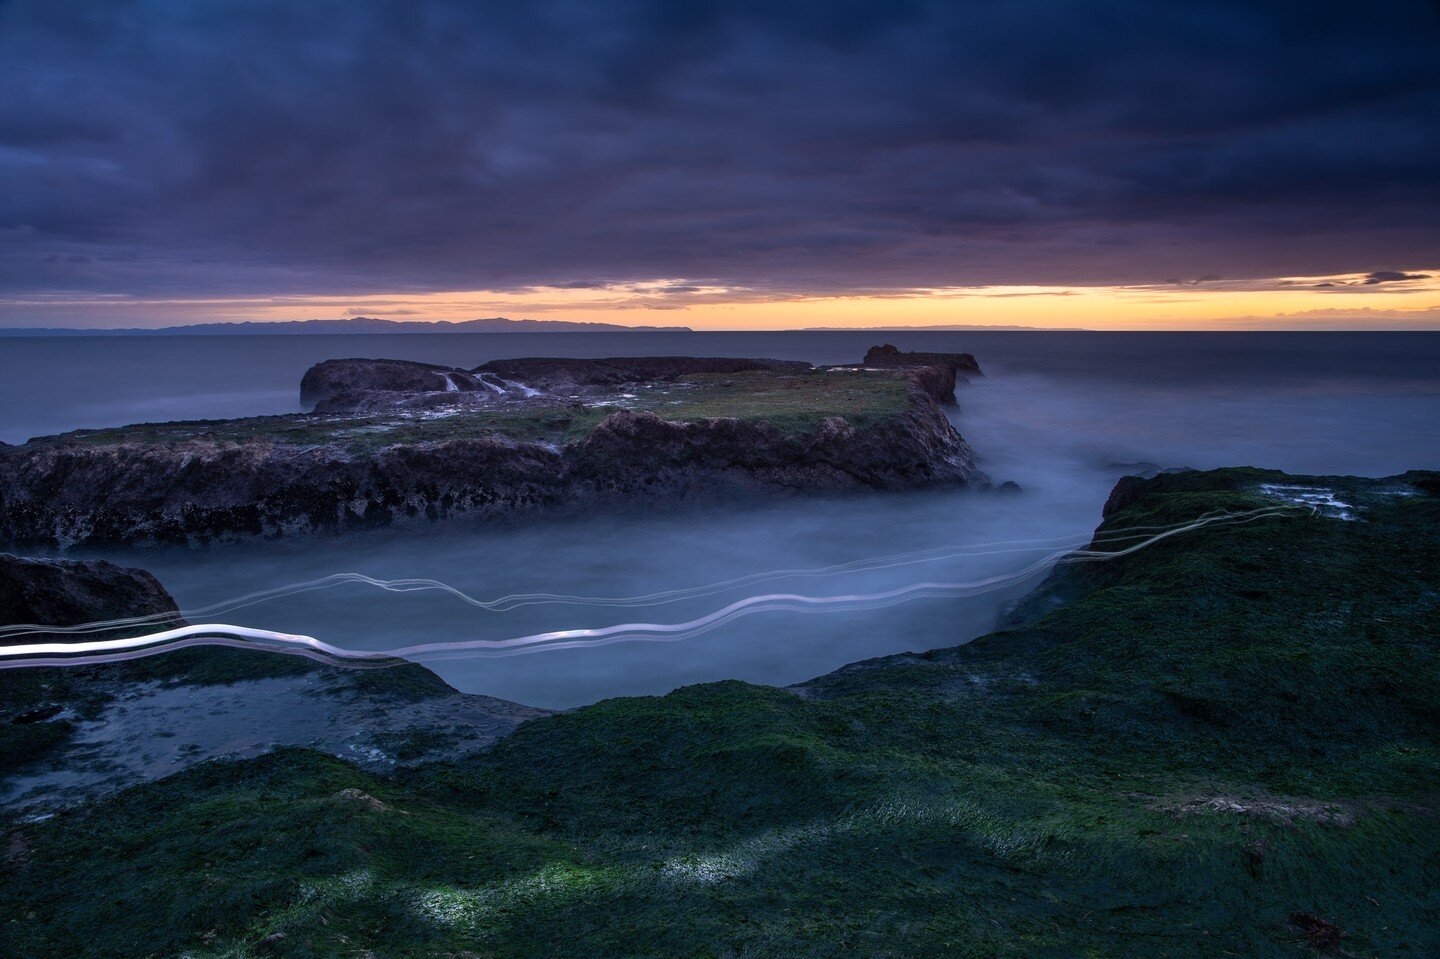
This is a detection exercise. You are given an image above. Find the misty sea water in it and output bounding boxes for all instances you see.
[3,330,1437,707]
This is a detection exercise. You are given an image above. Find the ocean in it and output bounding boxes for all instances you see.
[3,331,1437,707]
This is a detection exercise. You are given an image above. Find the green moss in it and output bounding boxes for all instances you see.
[369,727,471,762]
[4,468,1438,957]
[339,660,461,701]
[630,370,911,434]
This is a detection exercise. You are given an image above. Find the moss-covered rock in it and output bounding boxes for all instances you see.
[4,468,1436,957]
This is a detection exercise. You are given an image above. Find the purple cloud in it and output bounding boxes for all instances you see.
[0,0,1435,315]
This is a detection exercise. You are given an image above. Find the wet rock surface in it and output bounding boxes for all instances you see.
[0,554,182,637]
[0,671,548,812]
[300,357,459,407]
[861,343,982,377]
[0,553,548,811]
[850,344,983,406]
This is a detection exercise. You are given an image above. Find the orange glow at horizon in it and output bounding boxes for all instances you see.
[5,271,1439,330]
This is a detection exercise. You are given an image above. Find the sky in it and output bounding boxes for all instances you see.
[1,0,1437,330]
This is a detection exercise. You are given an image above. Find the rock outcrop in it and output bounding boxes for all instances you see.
[862,344,982,377]
[300,358,521,412]
[858,345,982,406]
[0,352,989,549]
[300,358,458,407]
[0,554,183,639]
[1,554,190,784]
[567,398,983,496]
[0,405,983,550]
[0,434,565,548]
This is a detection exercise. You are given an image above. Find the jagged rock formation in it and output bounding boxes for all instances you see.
[0,554,182,639]
[856,345,981,406]
[862,343,982,377]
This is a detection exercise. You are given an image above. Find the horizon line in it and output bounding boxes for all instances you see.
[7,320,1440,335]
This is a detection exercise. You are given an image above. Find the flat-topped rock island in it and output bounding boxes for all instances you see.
[0,349,989,549]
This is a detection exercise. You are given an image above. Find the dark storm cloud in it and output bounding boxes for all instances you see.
[1363,270,1431,284]
[0,0,1437,303]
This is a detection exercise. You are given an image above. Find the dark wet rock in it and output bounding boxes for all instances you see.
[856,345,982,406]
[299,359,517,413]
[0,554,183,641]
[311,385,501,415]
[1102,474,1155,519]
[862,343,982,377]
[0,433,567,549]
[1403,470,1440,496]
[898,363,963,406]
[300,358,464,408]
[570,403,985,497]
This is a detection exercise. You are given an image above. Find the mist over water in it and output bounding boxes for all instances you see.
[5,332,1437,707]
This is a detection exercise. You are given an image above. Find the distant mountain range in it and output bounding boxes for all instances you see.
[0,316,695,336]
[0,316,1092,336]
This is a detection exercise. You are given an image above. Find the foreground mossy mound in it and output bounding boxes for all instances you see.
[3,468,1438,958]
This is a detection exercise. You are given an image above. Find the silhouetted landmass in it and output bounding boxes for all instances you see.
[0,316,694,335]
[0,317,1097,335]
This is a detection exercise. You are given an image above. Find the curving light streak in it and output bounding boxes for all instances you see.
[0,506,1298,671]
[0,535,1094,639]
